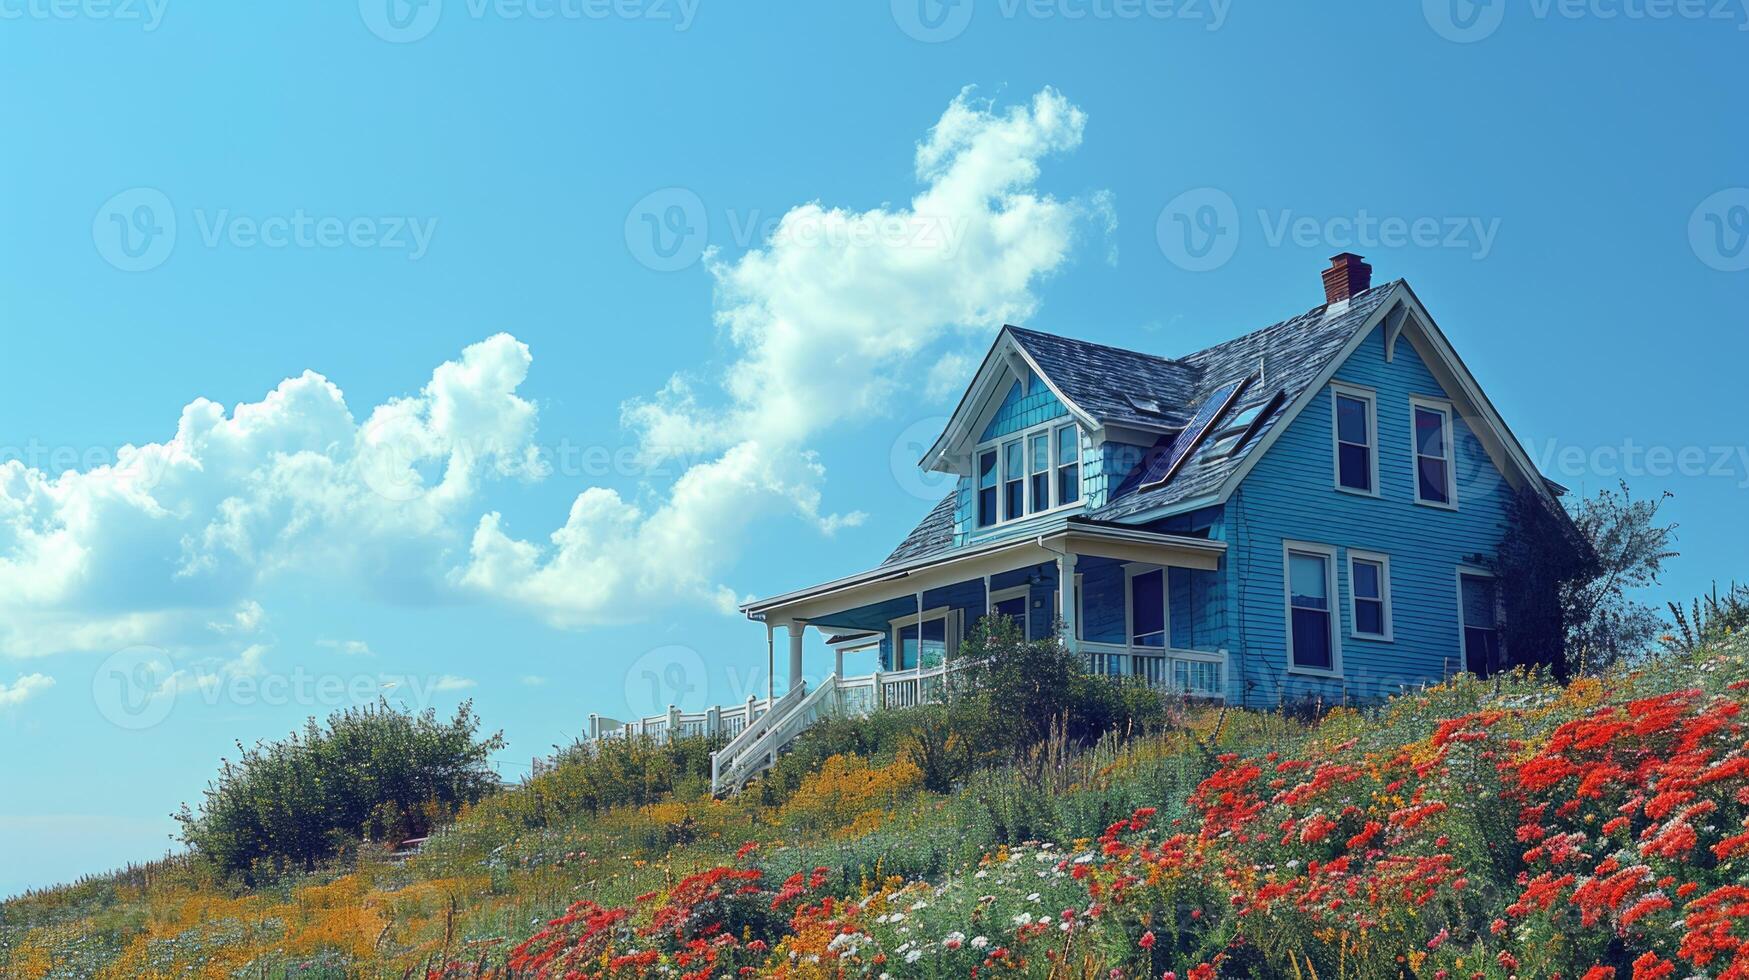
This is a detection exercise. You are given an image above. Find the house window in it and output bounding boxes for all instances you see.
[1412,399,1455,506]
[990,586,1030,640]
[1287,545,1338,672]
[1349,551,1392,641]
[1332,385,1377,494]
[976,450,998,528]
[893,609,956,671]
[1129,568,1165,648]
[1459,572,1501,677]
[1003,440,1025,520]
[974,422,1084,529]
[1056,425,1080,505]
[1028,432,1051,515]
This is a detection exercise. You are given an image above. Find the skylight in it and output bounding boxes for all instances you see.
[1124,393,1165,416]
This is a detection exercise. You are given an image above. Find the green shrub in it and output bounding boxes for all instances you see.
[176,701,503,880]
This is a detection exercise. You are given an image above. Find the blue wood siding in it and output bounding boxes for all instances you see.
[1219,324,1510,707]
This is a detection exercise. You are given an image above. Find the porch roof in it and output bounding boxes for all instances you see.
[741,517,1225,626]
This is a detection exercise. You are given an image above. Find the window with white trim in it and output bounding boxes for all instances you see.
[891,608,959,671]
[1412,399,1456,506]
[975,422,1083,528]
[990,585,1031,640]
[1332,384,1378,494]
[1348,551,1392,641]
[1286,544,1339,673]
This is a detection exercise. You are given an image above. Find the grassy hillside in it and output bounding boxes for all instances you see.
[5,638,1749,978]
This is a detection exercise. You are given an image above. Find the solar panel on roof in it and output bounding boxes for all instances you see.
[1137,376,1253,490]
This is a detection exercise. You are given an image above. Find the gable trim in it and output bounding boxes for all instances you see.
[1203,283,1558,515]
[919,327,1100,475]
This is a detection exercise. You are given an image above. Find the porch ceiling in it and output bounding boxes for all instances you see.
[742,518,1225,626]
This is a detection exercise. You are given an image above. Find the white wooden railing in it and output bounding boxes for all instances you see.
[586,648,1227,795]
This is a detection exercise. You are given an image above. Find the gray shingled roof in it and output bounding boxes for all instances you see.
[879,282,1402,565]
[881,492,957,566]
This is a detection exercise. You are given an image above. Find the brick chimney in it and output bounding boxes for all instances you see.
[1321,253,1373,305]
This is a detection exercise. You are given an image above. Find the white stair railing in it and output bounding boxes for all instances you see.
[711,673,841,795]
[709,682,807,792]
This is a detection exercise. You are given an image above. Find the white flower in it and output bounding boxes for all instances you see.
[1027,892,1041,903]
[974,869,989,879]
[905,949,924,964]
[971,936,990,949]
[888,912,906,923]
[910,900,929,911]
[1013,912,1033,926]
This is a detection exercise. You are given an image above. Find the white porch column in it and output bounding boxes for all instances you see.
[1057,552,1079,654]
[787,622,806,695]
[765,623,775,707]
[833,643,844,680]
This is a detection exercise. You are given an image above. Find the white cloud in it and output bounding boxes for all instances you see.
[317,638,374,657]
[430,675,477,692]
[0,88,1105,650]
[519,675,546,687]
[0,673,54,709]
[460,87,1101,627]
[0,335,540,659]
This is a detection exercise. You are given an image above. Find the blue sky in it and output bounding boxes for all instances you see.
[0,1,1745,896]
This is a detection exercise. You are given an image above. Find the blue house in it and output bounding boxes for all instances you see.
[623,256,1570,791]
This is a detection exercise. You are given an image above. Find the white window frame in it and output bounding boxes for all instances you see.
[975,447,1001,529]
[1283,540,1343,678]
[1347,549,1394,642]
[1330,382,1380,497]
[974,420,1083,530]
[1054,423,1082,507]
[1409,396,1458,509]
[888,606,962,672]
[988,585,1032,641]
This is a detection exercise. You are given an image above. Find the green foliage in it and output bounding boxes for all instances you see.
[175,700,504,880]
[1496,481,1678,678]
[473,732,720,829]
[957,613,1166,749]
[1666,580,1749,653]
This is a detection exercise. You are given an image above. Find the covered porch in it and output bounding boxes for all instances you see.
[742,521,1231,705]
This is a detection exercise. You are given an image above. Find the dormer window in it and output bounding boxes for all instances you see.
[974,421,1082,529]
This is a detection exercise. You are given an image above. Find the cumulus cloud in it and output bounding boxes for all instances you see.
[0,335,541,659]
[459,86,1101,626]
[1,87,1104,650]
[318,638,374,657]
[0,673,54,709]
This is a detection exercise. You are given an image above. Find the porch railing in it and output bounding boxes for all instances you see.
[586,647,1228,795]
